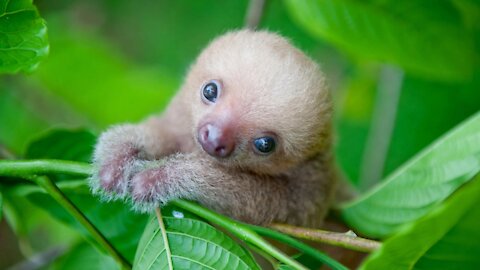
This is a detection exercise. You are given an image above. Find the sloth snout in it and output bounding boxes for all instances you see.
[198,122,235,158]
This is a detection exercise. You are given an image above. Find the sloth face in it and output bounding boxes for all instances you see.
[186,30,331,174]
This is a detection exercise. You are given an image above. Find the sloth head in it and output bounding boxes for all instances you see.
[183,30,332,175]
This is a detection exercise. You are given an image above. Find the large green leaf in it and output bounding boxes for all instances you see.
[360,174,480,269]
[283,0,475,80]
[0,0,48,73]
[134,207,261,270]
[342,111,480,238]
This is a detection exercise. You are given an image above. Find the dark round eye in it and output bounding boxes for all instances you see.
[253,137,276,154]
[202,80,220,103]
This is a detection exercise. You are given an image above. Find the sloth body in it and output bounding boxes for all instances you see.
[91,30,337,227]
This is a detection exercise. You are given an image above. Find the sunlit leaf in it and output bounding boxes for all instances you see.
[384,74,480,176]
[360,174,480,269]
[0,0,49,73]
[342,111,480,238]
[133,207,261,270]
[283,0,475,80]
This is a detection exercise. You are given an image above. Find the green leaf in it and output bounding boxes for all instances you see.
[283,0,475,80]
[51,242,119,270]
[25,180,148,263]
[360,174,480,269]
[342,111,480,238]
[25,129,96,163]
[133,207,261,270]
[0,0,49,73]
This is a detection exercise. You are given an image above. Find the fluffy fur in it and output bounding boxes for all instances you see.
[90,30,337,227]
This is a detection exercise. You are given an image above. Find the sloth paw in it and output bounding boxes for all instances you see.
[130,167,171,212]
[91,144,140,199]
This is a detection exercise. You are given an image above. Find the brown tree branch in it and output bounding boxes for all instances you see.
[271,223,381,253]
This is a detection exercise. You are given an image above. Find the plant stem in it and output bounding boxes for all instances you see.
[244,243,277,269]
[271,223,380,253]
[0,159,91,178]
[172,200,308,270]
[0,160,130,269]
[154,208,173,270]
[244,0,266,29]
[32,176,132,269]
[360,66,404,190]
[247,224,348,270]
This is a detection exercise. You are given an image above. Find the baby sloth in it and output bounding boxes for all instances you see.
[91,30,337,227]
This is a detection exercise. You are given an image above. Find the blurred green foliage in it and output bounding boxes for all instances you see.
[1,0,476,183]
[361,173,480,269]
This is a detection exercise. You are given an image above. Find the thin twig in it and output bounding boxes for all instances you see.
[271,223,381,253]
[0,144,15,159]
[155,208,173,270]
[244,0,266,29]
[244,243,277,269]
[359,66,404,190]
[6,245,67,270]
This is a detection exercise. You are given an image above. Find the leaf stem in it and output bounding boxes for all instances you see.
[270,223,380,253]
[244,0,266,29]
[244,242,278,268]
[359,66,404,190]
[172,200,308,270]
[246,224,348,270]
[154,208,173,270]
[0,161,130,269]
[32,176,131,269]
[0,159,91,178]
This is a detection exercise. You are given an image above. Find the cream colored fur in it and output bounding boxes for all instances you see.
[90,29,337,227]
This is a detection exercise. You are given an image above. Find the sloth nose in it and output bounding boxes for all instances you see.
[198,123,235,158]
